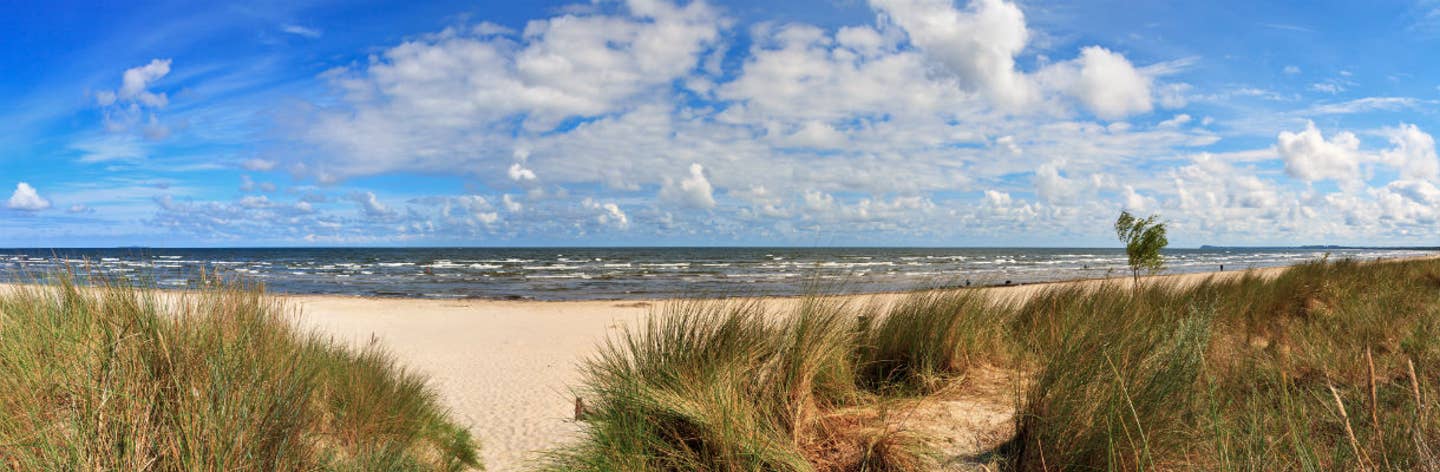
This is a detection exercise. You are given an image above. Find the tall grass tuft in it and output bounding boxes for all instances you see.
[542,295,953,471]
[0,274,479,470]
[1009,282,1213,470]
[856,289,1005,394]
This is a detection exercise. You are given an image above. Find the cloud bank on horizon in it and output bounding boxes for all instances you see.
[3,0,1440,247]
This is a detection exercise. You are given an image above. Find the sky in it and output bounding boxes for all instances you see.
[3,0,1440,248]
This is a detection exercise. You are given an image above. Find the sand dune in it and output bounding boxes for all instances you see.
[287,263,1313,471]
[291,255,1440,469]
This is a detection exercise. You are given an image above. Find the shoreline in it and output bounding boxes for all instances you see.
[5,248,1431,303]
[273,256,1342,304]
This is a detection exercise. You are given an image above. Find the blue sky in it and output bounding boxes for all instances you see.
[4,0,1440,247]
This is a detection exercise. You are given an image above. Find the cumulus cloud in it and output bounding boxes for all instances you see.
[1121,185,1155,212]
[803,189,836,214]
[1068,47,1153,119]
[872,0,1160,119]
[97,59,171,108]
[441,195,499,225]
[95,59,175,141]
[659,163,716,208]
[1038,46,1154,120]
[583,198,629,228]
[1276,121,1363,183]
[1033,163,1085,204]
[983,189,1011,207]
[502,194,524,212]
[871,0,1035,108]
[1380,123,1439,182]
[349,192,394,219]
[7,183,52,211]
[508,163,538,182]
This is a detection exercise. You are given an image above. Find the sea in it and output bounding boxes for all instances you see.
[0,247,1430,301]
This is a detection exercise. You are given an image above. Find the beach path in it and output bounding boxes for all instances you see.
[292,296,656,470]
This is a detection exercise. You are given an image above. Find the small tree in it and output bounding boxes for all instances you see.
[1114,210,1168,284]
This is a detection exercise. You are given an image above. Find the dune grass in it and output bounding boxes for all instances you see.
[542,290,1001,471]
[0,274,480,470]
[548,256,1440,471]
[856,289,1006,395]
[1008,257,1440,470]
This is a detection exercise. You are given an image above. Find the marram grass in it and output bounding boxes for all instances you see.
[546,256,1440,471]
[1007,257,1440,471]
[541,291,1002,471]
[0,274,480,471]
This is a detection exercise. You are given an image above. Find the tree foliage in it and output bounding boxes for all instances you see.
[1114,210,1168,283]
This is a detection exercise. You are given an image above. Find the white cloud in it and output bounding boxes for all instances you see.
[1311,82,1344,94]
[1121,185,1154,211]
[1155,83,1191,109]
[241,158,277,171]
[583,198,629,228]
[297,0,723,180]
[994,135,1021,154]
[1158,113,1192,128]
[1304,97,1422,115]
[1040,46,1154,120]
[73,134,147,163]
[1380,123,1440,182]
[872,0,1159,119]
[659,163,716,208]
[99,59,171,108]
[780,121,849,148]
[1033,162,1085,204]
[502,194,524,212]
[1276,121,1363,183]
[94,59,176,142]
[1284,65,1302,75]
[717,22,958,124]
[238,195,271,209]
[508,163,538,181]
[870,0,1035,108]
[803,189,836,213]
[281,24,322,38]
[449,195,499,225]
[472,21,514,36]
[7,182,52,211]
[350,192,394,218]
[87,0,1393,244]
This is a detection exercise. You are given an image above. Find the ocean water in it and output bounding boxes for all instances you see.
[0,247,1429,301]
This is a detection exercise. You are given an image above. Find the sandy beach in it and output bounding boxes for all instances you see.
[288,264,1307,471]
